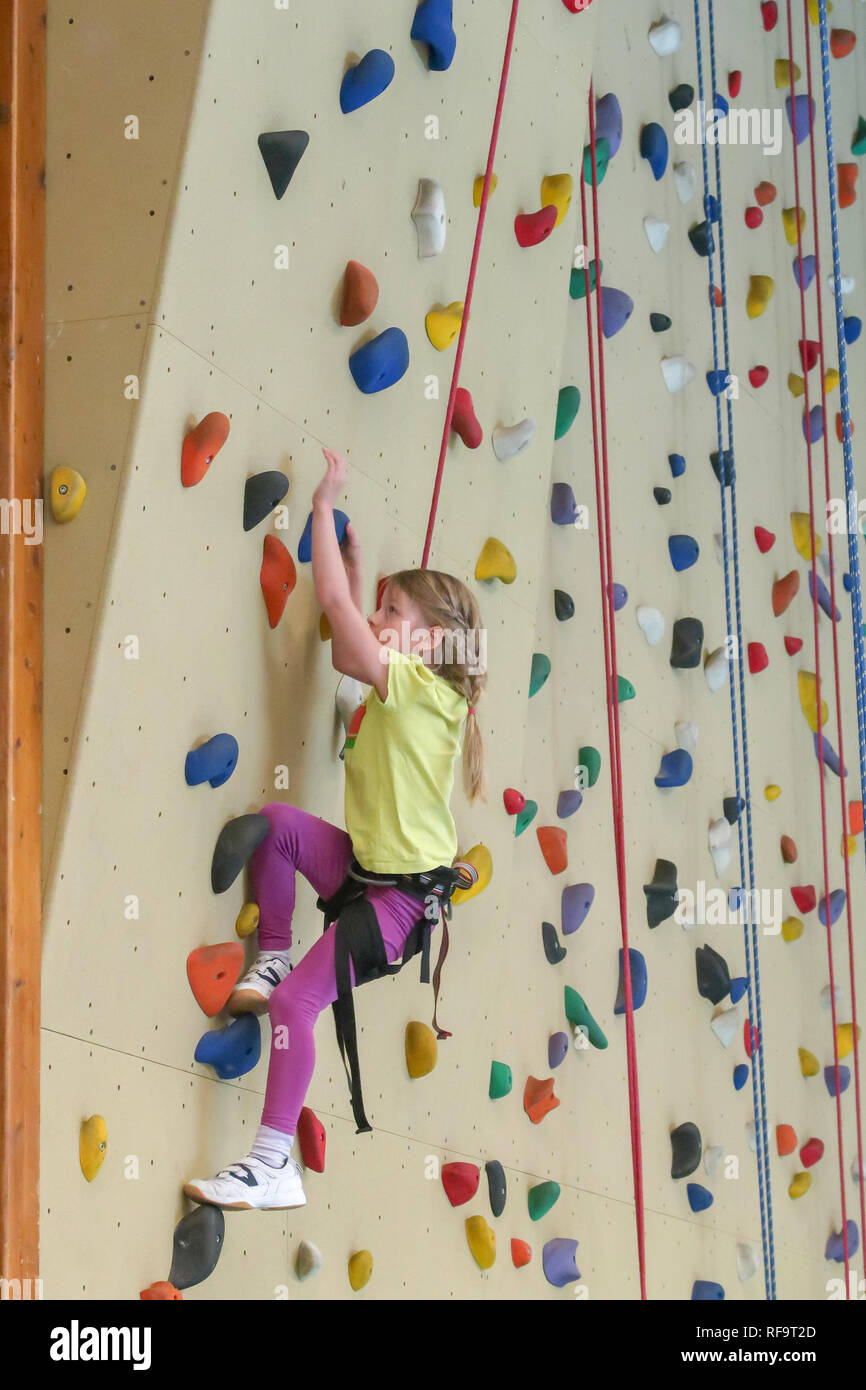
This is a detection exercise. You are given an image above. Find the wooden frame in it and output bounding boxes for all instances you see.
[0,0,45,1283]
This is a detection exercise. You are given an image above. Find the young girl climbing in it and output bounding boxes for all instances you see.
[184,446,487,1210]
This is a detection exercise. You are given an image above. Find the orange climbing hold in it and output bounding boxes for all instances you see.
[524,1075,560,1124]
[140,1281,183,1300]
[839,164,858,209]
[340,260,379,327]
[755,180,777,206]
[186,943,244,1016]
[780,835,798,864]
[830,29,855,59]
[298,1106,326,1172]
[836,413,854,442]
[511,1238,532,1267]
[181,412,230,488]
[850,801,864,835]
[260,534,297,628]
[776,1124,797,1156]
[537,826,568,874]
[772,570,800,616]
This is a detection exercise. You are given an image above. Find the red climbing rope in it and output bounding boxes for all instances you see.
[581,81,648,1300]
[787,0,866,1275]
[420,0,521,569]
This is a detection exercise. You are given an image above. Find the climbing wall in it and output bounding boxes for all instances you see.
[41,0,865,1300]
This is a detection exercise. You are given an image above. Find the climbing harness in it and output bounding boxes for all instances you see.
[316,856,478,1134]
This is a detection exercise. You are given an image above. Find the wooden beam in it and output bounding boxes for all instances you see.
[0,0,45,1283]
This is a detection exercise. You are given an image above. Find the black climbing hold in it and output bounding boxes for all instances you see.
[211,813,271,893]
[554,589,575,621]
[695,944,731,1004]
[243,471,290,531]
[688,221,714,257]
[643,858,679,928]
[168,1204,225,1290]
[723,795,744,824]
[542,921,567,964]
[671,1122,702,1179]
[670,618,704,669]
[257,130,310,200]
[669,83,695,113]
[654,486,672,505]
[710,450,734,486]
[485,1160,507,1217]
[650,312,672,333]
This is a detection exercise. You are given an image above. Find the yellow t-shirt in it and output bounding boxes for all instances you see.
[343,647,466,873]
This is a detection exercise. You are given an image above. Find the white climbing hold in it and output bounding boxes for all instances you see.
[704,1145,724,1178]
[828,272,855,295]
[675,720,698,753]
[709,817,732,876]
[705,646,729,694]
[648,17,682,55]
[711,1007,739,1048]
[295,1239,323,1280]
[636,605,665,645]
[644,216,670,253]
[661,356,697,392]
[492,418,536,461]
[412,178,447,258]
[736,1243,760,1283]
[821,984,843,1011]
[713,532,734,566]
[336,674,366,733]
[745,1120,757,1154]
[674,161,698,204]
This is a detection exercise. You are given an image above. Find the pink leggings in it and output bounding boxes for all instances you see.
[249,802,428,1134]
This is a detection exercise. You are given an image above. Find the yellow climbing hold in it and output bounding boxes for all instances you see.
[789,1171,811,1199]
[236,902,260,939]
[50,466,87,523]
[837,1023,861,1059]
[791,511,821,561]
[798,671,828,735]
[808,0,832,24]
[451,844,493,905]
[824,368,840,394]
[842,833,856,858]
[775,59,801,88]
[465,1215,496,1269]
[405,1021,438,1078]
[348,1250,373,1291]
[80,1115,108,1182]
[765,784,781,801]
[782,916,804,943]
[799,1047,819,1077]
[782,206,806,246]
[540,173,573,227]
[473,173,498,206]
[746,275,774,319]
[475,537,517,584]
[425,301,464,351]
[788,373,805,398]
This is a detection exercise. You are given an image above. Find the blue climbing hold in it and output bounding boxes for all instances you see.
[793,254,816,290]
[562,882,595,934]
[818,889,846,926]
[704,193,721,223]
[733,1064,749,1091]
[614,948,647,1014]
[814,733,846,777]
[611,583,628,611]
[785,94,815,146]
[692,1280,725,1300]
[339,50,396,114]
[711,450,734,485]
[825,1064,851,1097]
[669,535,699,571]
[298,507,349,563]
[669,453,686,478]
[542,1238,581,1287]
[655,749,693,788]
[557,790,582,817]
[601,287,634,338]
[730,976,748,1004]
[195,1014,261,1080]
[711,95,728,119]
[551,482,578,525]
[349,327,410,393]
[595,92,623,157]
[825,1221,859,1263]
[844,572,853,593]
[844,316,861,345]
[687,1183,714,1213]
[706,370,728,396]
[803,404,825,444]
[185,734,239,789]
[548,1031,570,1068]
[808,571,841,621]
[640,123,668,180]
[410,0,456,72]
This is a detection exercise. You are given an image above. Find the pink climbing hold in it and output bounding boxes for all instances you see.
[452,387,483,448]
[784,636,803,655]
[791,884,816,914]
[799,339,819,372]
[749,366,769,389]
[761,1,778,32]
[515,205,558,248]
[745,206,763,229]
[754,524,775,551]
[748,642,768,673]
[561,0,593,10]
[504,788,526,815]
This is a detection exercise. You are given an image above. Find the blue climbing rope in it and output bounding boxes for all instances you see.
[693,0,777,1299]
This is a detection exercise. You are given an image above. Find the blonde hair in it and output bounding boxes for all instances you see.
[386,568,488,804]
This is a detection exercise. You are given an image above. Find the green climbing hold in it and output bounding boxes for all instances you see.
[564,986,608,1049]
[617,675,635,703]
[515,799,538,836]
[529,653,551,697]
[528,1180,561,1221]
[489,1060,513,1099]
[570,259,602,300]
[554,386,581,439]
[583,136,610,185]
[853,117,866,157]
[577,745,601,788]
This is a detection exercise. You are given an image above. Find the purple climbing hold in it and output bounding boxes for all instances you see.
[825,1221,859,1263]
[808,571,840,621]
[692,1280,725,1300]
[548,1031,570,1069]
[794,254,816,291]
[825,1064,851,1097]
[803,404,825,444]
[595,92,623,157]
[557,789,583,818]
[687,1183,714,1213]
[655,749,693,787]
[640,123,669,180]
[611,582,628,611]
[818,888,846,926]
[814,733,846,777]
[601,287,634,338]
[785,94,815,146]
[542,1238,581,1287]
[733,1063,749,1091]
[562,882,595,934]
[669,534,699,571]
[614,948,647,1014]
[551,482,578,525]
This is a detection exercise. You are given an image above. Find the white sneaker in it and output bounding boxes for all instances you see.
[226,952,292,1016]
[184,1154,306,1211]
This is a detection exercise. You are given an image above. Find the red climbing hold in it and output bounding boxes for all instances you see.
[504,788,526,815]
[830,29,856,59]
[186,943,244,1017]
[748,642,768,673]
[297,1106,326,1172]
[749,366,769,389]
[839,164,858,210]
[772,570,800,616]
[441,1161,481,1206]
[260,534,297,628]
[745,1020,759,1058]
[745,206,763,229]
[728,71,742,99]
[754,524,775,551]
[761,2,778,32]
[561,0,594,10]
[524,1075,560,1124]
[755,180,777,206]
[711,285,723,308]
[791,884,816,914]
[537,826,568,875]
[799,339,819,372]
[452,387,483,448]
[514,205,558,248]
[181,412,230,488]
[784,636,803,655]
[511,1238,533,1267]
[850,801,864,836]
[800,1137,824,1167]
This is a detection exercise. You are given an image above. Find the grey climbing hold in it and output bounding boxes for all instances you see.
[644,858,679,927]
[169,1204,225,1290]
[554,589,575,621]
[211,813,271,893]
[485,1160,506,1217]
[671,1122,702,1179]
[244,471,289,531]
[542,921,567,964]
[670,618,704,668]
[258,131,310,200]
